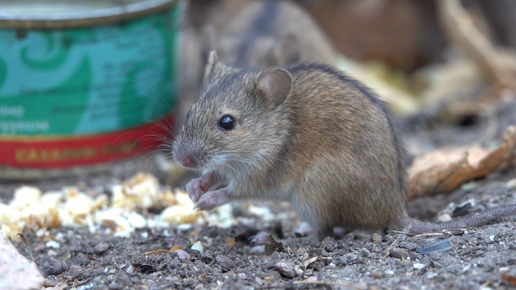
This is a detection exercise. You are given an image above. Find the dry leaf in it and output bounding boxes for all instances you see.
[0,233,44,290]
[302,257,317,268]
[502,273,516,286]
[142,249,169,256]
[190,229,200,236]
[407,125,516,200]
[226,238,235,246]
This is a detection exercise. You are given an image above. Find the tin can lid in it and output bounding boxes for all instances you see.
[0,0,178,29]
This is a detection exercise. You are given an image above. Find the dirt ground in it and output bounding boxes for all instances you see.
[2,101,516,290]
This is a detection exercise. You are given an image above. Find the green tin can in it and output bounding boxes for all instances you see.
[0,0,180,178]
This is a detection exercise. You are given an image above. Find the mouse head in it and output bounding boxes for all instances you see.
[173,51,292,173]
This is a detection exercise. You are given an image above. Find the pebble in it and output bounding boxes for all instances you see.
[191,241,204,253]
[389,248,408,260]
[371,233,382,244]
[255,277,265,286]
[94,242,110,254]
[216,255,236,269]
[182,278,194,287]
[437,214,452,222]
[400,242,419,251]
[413,263,426,270]
[276,261,296,278]
[177,250,190,261]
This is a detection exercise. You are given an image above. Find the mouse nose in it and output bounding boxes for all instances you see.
[173,144,199,168]
[179,155,193,168]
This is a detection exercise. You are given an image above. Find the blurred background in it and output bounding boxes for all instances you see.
[180,0,516,123]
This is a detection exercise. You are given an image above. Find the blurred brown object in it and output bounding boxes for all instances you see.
[433,0,516,123]
[436,0,513,85]
[407,125,516,200]
[477,0,516,49]
[302,0,447,72]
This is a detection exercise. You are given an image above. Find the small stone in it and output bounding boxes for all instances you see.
[182,278,194,287]
[45,241,60,249]
[505,178,516,189]
[108,283,124,290]
[249,245,265,254]
[337,253,359,266]
[94,242,110,254]
[126,264,136,274]
[437,214,452,222]
[413,263,426,270]
[428,253,441,261]
[191,241,204,253]
[255,277,264,286]
[389,248,407,260]
[184,248,201,255]
[216,255,236,269]
[294,265,304,277]
[420,256,432,268]
[359,248,370,258]
[177,250,190,261]
[400,242,419,251]
[220,276,245,289]
[371,233,382,244]
[276,262,296,278]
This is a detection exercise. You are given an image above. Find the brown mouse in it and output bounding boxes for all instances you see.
[173,51,516,237]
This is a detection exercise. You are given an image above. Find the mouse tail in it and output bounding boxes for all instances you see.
[400,204,516,235]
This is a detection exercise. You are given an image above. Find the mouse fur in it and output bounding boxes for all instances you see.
[173,51,516,237]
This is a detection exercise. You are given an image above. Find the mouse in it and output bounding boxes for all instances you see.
[172,50,516,237]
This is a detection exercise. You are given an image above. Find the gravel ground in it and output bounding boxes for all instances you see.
[3,102,516,290]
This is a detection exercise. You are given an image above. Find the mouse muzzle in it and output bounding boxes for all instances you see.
[173,141,207,169]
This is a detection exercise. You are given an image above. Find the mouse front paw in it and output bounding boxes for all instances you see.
[195,188,232,211]
[185,172,214,202]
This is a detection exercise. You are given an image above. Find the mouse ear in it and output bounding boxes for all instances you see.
[203,50,223,86]
[255,68,292,107]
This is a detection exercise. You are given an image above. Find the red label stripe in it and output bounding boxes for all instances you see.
[0,117,174,168]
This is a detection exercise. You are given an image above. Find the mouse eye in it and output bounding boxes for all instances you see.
[186,111,191,118]
[218,115,236,131]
